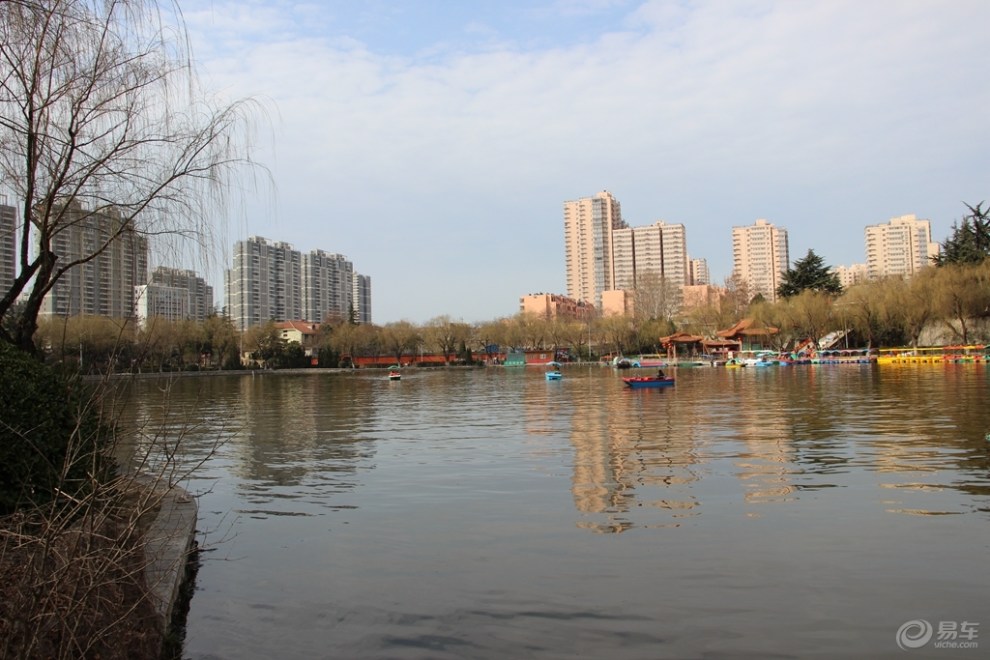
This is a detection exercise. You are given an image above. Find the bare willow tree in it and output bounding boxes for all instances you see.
[474,318,509,361]
[0,0,263,352]
[596,314,635,357]
[632,271,681,322]
[326,320,375,367]
[380,320,421,365]
[721,272,752,320]
[514,312,547,350]
[931,262,990,344]
[423,315,471,364]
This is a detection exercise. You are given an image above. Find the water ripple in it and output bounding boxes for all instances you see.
[113,367,990,659]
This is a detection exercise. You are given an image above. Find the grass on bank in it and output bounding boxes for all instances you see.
[0,341,213,659]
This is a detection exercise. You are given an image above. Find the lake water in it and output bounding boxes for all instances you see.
[119,365,990,659]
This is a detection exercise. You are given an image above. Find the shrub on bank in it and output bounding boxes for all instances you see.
[0,341,116,515]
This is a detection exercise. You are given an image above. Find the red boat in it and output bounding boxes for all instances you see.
[622,376,675,389]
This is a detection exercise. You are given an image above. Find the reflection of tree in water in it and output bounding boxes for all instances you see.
[118,376,245,477]
[868,367,990,512]
[732,365,990,514]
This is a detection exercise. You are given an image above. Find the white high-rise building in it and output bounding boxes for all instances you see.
[134,267,213,327]
[690,258,710,285]
[865,214,939,279]
[40,202,148,318]
[732,219,789,303]
[610,226,636,291]
[639,221,688,288]
[225,236,302,332]
[302,250,354,323]
[134,283,189,327]
[565,192,695,313]
[564,191,627,308]
[611,221,688,289]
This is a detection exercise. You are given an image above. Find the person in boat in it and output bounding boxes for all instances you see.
[656,368,665,379]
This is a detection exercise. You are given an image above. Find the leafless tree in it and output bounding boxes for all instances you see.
[326,321,374,367]
[423,315,471,364]
[722,272,752,320]
[380,320,421,365]
[898,271,937,348]
[632,271,681,322]
[596,314,635,357]
[784,290,835,350]
[931,262,990,344]
[473,318,509,361]
[0,0,264,352]
[514,312,547,350]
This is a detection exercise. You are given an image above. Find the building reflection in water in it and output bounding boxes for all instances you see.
[727,378,797,508]
[545,364,990,532]
[554,375,704,534]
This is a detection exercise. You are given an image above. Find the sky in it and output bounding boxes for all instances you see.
[177,0,990,324]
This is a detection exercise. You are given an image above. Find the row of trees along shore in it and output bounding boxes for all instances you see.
[754,202,990,350]
[24,201,990,373]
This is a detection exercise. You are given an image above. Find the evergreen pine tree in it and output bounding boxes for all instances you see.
[776,249,843,298]
[933,202,990,266]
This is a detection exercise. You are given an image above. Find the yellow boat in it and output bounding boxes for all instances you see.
[876,345,988,365]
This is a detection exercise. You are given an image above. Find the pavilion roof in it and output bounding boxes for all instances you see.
[659,332,706,344]
[716,318,778,339]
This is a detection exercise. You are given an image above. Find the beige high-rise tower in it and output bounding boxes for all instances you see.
[732,219,789,302]
[865,214,939,279]
[564,191,626,308]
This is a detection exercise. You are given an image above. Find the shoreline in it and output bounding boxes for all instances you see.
[140,479,199,637]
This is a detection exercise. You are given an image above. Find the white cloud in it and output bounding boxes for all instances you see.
[179,0,990,323]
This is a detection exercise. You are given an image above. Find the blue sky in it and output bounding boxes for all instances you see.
[179,0,990,324]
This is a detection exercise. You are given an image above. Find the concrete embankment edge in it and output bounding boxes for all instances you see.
[143,482,198,636]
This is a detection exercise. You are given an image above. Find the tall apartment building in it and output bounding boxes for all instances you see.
[225,236,303,332]
[611,221,688,291]
[731,219,789,303]
[353,274,372,324]
[643,222,688,287]
[610,226,636,291]
[564,191,627,308]
[689,258,710,286]
[134,267,214,327]
[302,250,354,324]
[0,199,15,295]
[226,236,370,331]
[40,202,148,318]
[865,214,939,279]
